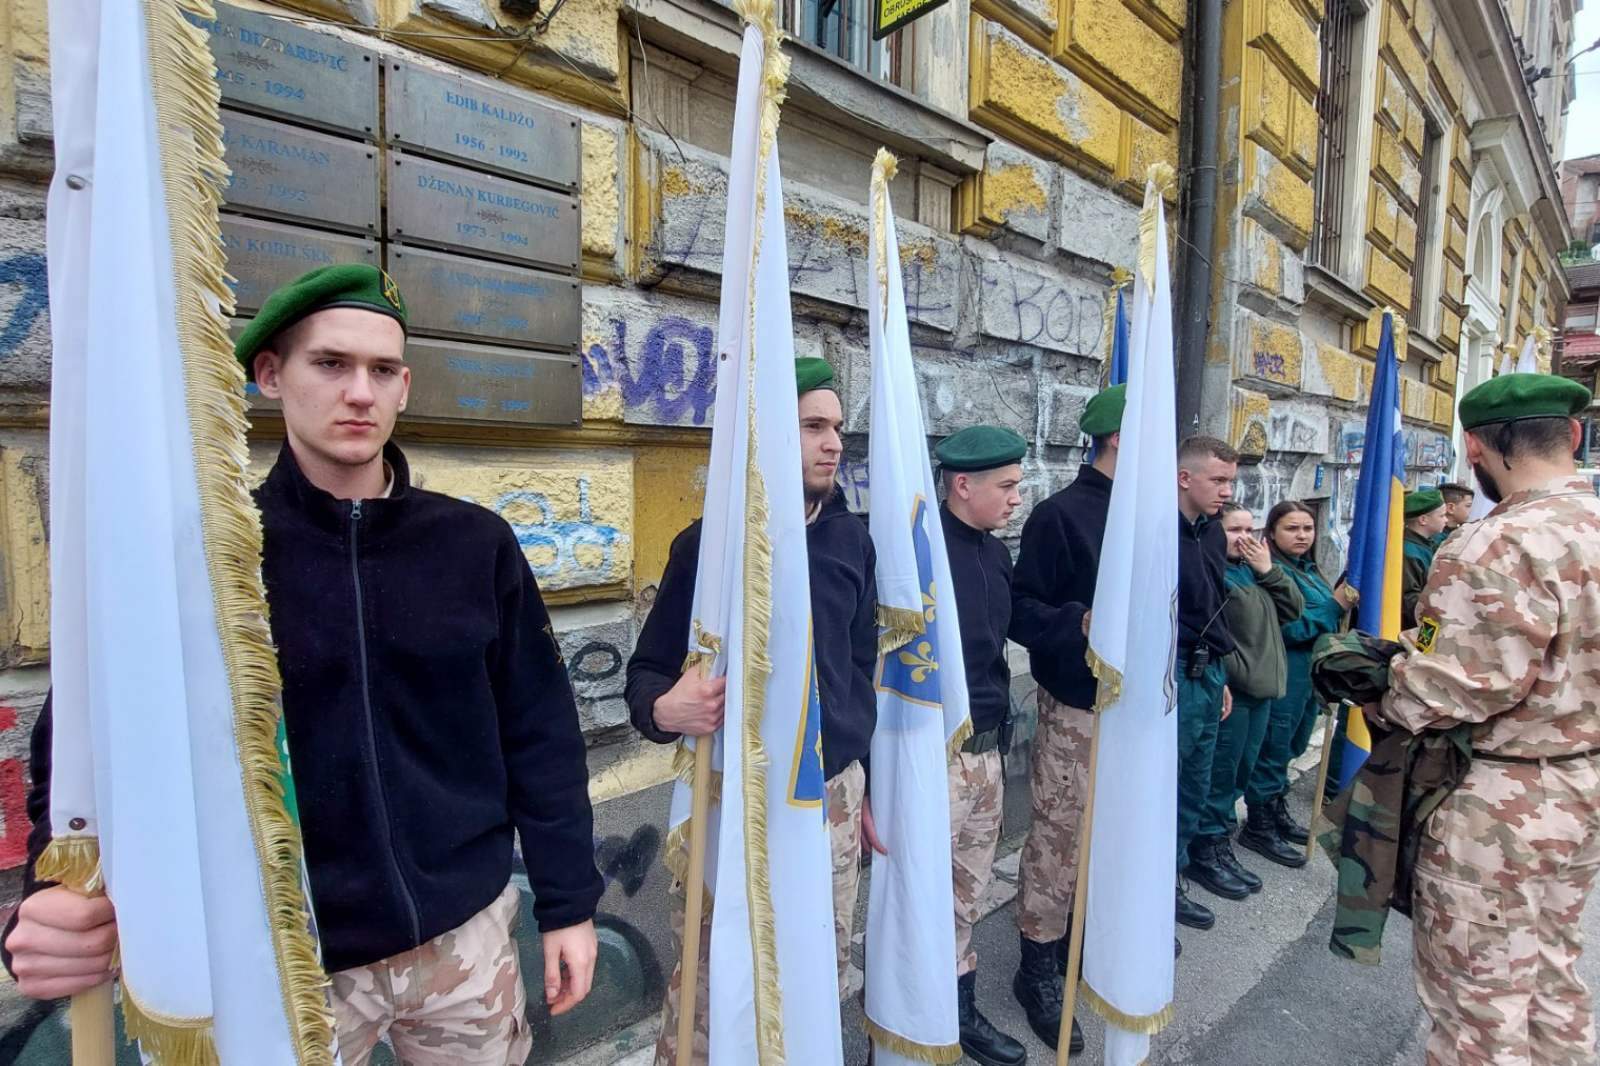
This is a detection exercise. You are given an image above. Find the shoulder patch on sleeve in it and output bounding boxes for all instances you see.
[1416,616,1439,654]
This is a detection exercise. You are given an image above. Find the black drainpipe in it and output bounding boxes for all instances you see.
[1176,0,1222,438]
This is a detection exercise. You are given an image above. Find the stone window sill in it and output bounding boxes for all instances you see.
[625,0,990,175]
[1304,263,1376,323]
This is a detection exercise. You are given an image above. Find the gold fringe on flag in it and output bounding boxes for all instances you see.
[122,983,220,1066]
[944,716,975,758]
[1081,981,1176,1035]
[144,0,334,1060]
[871,148,899,320]
[1136,163,1176,294]
[1086,646,1123,714]
[876,603,927,657]
[862,1017,964,1064]
[36,836,104,894]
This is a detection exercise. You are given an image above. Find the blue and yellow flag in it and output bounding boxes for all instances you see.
[1340,311,1405,790]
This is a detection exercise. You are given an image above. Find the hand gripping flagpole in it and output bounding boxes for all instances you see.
[677,726,714,1066]
[71,935,116,1066]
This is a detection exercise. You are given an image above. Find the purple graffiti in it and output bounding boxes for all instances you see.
[584,315,717,425]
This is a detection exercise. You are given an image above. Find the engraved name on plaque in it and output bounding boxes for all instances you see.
[388,245,581,353]
[385,62,579,189]
[189,2,377,138]
[221,112,379,235]
[404,339,582,426]
[388,154,579,272]
[222,218,378,313]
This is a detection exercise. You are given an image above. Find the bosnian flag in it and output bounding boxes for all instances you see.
[1079,166,1180,1065]
[41,0,330,1061]
[862,147,970,1066]
[662,1,844,1061]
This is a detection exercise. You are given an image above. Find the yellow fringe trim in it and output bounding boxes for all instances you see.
[876,603,927,657]
[945,716,975,759]
[36,836,104,895]
[1099,267,1133,387]
[1085,646,1123,713]
[871,148,899,320]
[144,0,334,1060]
[671,741,724,807]
[1080,982,1176,1035]
[122,982,219,1066]
[863,1016,963,1064]
[1136,162,1176,293]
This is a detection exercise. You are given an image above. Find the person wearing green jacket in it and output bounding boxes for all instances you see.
[1187,503,1307,896]
[1401,488,1447,626]
[1241,501,1356,858]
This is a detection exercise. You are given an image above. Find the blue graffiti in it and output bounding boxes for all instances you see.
[0,253,48,357]
[494,477,627,581]
[583,314,716,425]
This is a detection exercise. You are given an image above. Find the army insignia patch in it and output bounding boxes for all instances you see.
[1417,616,1440,654]
[380,270,403,312]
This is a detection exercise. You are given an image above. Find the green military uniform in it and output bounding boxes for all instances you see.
[1400,489,1444,627]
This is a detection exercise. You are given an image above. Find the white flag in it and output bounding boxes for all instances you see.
[41,0,329,1061]
[661,2,843,1062]
[1080,167,1181,1066]
[862,148,969,1065]
[1514,331,1540,374]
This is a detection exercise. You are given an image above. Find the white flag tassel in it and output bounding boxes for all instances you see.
[861,148,967,1065]
[43,0,332,1061]
[661,1,845,1060]
[1080,163,1181,1063]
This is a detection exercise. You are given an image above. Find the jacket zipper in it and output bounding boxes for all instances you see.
[350,499,422,947]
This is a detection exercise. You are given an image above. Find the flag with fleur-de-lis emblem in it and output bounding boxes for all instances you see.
[861,148,970,1065]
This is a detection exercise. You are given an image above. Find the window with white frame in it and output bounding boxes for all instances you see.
[1408,115,1445,331]
[1308,0,1367,273]
[782,0,906,85]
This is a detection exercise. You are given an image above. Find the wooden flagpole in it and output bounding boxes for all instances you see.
[1306,702,1341,863]
[676,738,714,1066]
[1057,711,1103,1065]
[71,982,115,1065]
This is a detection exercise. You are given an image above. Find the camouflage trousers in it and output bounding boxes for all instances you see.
[652,760,864,1066]
[1413,756,1600,1065]
[330,882,531,1066]
[1016,690,1093,944]
[949,748,1004,975]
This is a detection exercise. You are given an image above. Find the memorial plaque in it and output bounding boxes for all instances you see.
[388,245,581,352]
[222,112,379,235]
[189,3,377,138]
[404,339,581,426]
[222,218,377,313]
[389,154,579,272]
[385,62,579,190]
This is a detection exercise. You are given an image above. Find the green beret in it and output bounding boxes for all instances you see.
[1458,372,1591,430]
[1404,489,1444,519]
[795,357,835,395]
[935,425,1027,472]
[1079,383,1126,437]
[234,264,408,379]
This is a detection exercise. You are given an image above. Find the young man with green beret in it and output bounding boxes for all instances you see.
[1401,488,1447,626]
[1008,382,1125,1053]
[627,357,880,1065]
[934,424,1029,1066]
[1369,372,1600,1064]
[4,265,604,1064]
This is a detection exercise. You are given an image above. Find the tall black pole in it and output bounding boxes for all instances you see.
[1177,0,1222,439]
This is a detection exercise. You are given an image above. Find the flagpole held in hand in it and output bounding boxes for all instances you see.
[1057,712,1102,1065]
[677,733,714,1066]
[69,883,115,1066]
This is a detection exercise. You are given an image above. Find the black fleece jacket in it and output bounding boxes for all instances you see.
[626,491,878,781]
[940,504,1015,735]
[1010,464,1112,711]
[1178,510,1237,657]
[4,443,604,976]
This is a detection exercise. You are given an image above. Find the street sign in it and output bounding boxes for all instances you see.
[872,0,949,39]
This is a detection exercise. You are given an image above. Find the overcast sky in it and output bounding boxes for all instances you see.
[1563,4,1600,160]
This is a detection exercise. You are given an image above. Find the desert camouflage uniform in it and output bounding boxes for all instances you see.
[1016,690,1093,943]
[1381,475,1600,1066]
[330,882,531,1066]
[652,760,864,1066]
[949,748,1005,975]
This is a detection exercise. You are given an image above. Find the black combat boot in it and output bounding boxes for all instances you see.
[1184,836,1251,900]
[1175,878,1215,930]
[1216,837,1262,893]
[1012,935,1083,1052]
[1272,794,1310,846]
[1237,803,1307,868]
[959,971,1028,1066]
